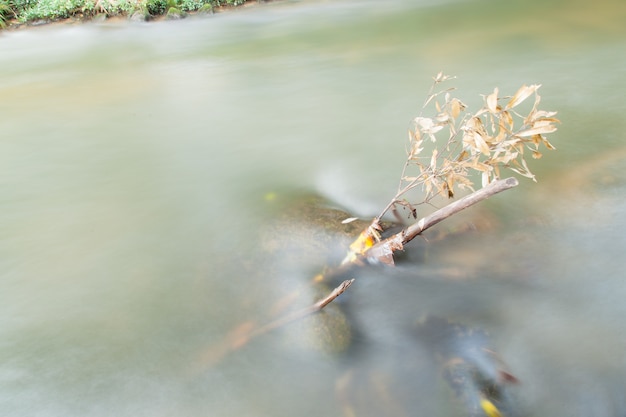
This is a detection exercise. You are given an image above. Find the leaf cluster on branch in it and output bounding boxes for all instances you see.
[343,73,559,265]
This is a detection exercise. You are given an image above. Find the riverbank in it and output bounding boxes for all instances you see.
[0,0,277,30]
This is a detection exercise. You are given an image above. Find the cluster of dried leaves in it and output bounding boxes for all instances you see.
[343,73,559,264]
[397,72,559,214]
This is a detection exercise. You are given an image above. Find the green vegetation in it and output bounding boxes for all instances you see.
[0,0,256,27]
[0,0,14,27]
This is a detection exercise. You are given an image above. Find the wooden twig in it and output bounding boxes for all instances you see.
[196,279,354,368]
[251,278,355,337]
[353,177,520,266]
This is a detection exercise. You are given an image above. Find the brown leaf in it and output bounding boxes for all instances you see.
[542,137,556,150]
[445,180,454,198]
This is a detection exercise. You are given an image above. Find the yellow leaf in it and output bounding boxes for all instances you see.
[342,228,378,265]
[506,84,540,110]
[480,397,502,417]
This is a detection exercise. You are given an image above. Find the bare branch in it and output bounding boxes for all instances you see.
[363,177,519,265]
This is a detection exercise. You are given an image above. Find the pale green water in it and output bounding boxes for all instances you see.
[1,0,626,416]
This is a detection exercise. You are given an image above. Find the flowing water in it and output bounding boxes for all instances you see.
[2,0,626,416]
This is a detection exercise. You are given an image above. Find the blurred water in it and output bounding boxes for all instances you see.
[1,0,626,416]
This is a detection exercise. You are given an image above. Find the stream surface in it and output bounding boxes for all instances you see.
[2,0,626,416]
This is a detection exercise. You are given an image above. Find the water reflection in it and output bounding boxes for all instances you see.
[2,0,626,416]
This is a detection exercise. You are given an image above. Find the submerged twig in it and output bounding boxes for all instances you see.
[196,279,354,368]
[252,278,355,336]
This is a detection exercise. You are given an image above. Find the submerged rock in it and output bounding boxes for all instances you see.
[280,282,353,355]
[416,316,519,417]
[259,193,371,271]
[257,193,367,354]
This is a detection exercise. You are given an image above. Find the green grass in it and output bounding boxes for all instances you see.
[0,0,14,27]
[1,0,256,26]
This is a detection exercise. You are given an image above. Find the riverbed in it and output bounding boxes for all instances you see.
[1,0,626,416]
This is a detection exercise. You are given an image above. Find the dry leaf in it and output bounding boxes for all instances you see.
[486,87,499,114]
[430,149,439,169]
[516,124,557,137]
[474,132,491,155]
[450,98,464,118]
[506,84,540,110]
[378,75,558,228]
